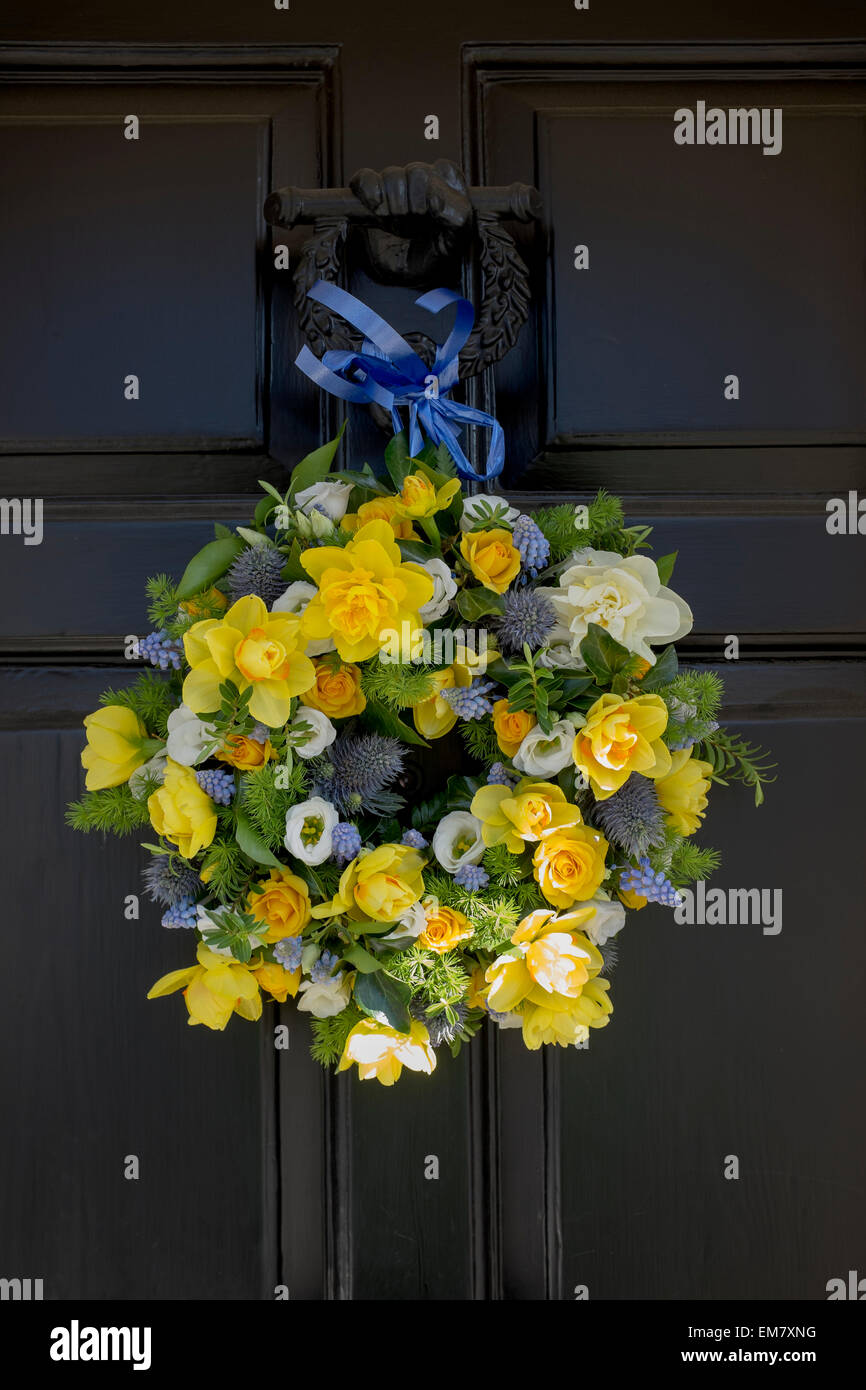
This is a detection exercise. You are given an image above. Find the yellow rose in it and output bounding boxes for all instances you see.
[413,668,458,740]
[471,778,582,853]
[460,528,521,594]
[572,692,672,800]
[300,659,366,719]
[394,471,461,520]
[418,898,473,953]
[183,594,316,728]
[147,758,217,859]
[217,734,274,769]
[80,704,156,791]
[655,748,713,836]
[300,520,434,663]
[337,1018,436,1085]
[253,960,301,1002]
[312,843,426,924]
[492,698,537,757]
[341,496,417,539]
[533,826,608,907]
[246,867,311,942]
[147,942,262,1031]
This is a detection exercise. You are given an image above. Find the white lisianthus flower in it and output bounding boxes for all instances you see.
[294,478,353,521]
[512,718,581,777]
[296,974,353,1018]
[459,493,520,532]
[290,707,336,759]
[432,811,485,873]
[165,704,218,766]
[382,900,428,943]
[271,580,335,657]
[541,548,693,665]
[582,894,627,947]
[418,558,458,621]
[284,797,339,865]
[536,639,580,671]
[128,751,168,800]
[196,905,267,957]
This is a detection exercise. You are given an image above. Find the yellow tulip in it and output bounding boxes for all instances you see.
[147,943,262,1030]
[485,907,599,1014]
[312,843,426,923]
[471,778,581,853]
[183,594,316,728]
[341,496,417,539]
[460,528,521,594]
[521,979,612,1049]
[393,471,461,520]
[655,748,713,836]
[147,758,217,859]
[300,520,434,663]
[572,692,671,800]
[80,705,156,791]
[412,667,458,739]
[337,1018,436,1085]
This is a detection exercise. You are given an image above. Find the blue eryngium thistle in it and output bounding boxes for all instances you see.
[591,774,667,858]
[411,999,468,1048]
[495,588,556,655]
[309,734,406,815]
[227,545,286,605]
[142,857,202,907]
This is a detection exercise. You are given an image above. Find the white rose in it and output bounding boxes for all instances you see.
[294,479,353,521]
[382,900,428,943]
[432,811,485,873]
[418,558,458,621]
[271,580,335,657]
[165,704,218,766]
[512,719,580,777]
[296,974,353,1018]
[290,707,336,759]
[196,905,267,957]
[583,894,627,947]
[284,796,338,865]
[128,752,168,800]
[459,493,520,532]
[544,548,693,665]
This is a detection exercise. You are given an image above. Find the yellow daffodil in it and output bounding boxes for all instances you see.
[80,705,158,791]
[246,867,311,942]
[337,1018,436,1085]
[341,496,418,539]
[471,778,581,853]
[147,943,262,1030]
[492,698,536,757]
[183,594,316,728]
[655,747,713,835]
[299,520,434,663]
[533,826,609,907]
[418,898,473,953]
[572,692,671,800]
[393,471,461,520]
[460,527,521,594]
[147,758,217,859]
[312,843,426,924]
[300,659,366,719]
[413,667,458,739]
[521,978,612,1050]
[485,907,600,1013]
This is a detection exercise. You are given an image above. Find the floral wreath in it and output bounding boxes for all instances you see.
[69,285,774,1086]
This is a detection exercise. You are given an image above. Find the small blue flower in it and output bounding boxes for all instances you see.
[487,762,516,788]
[273,936,303,972]
[331,821,362,864]
[311,950,340,983]
[618,856,682,908]
[401,828,428,849]
[512,514,550,578]
[140,630,183,671]
[454,863,489,891]
[441,678,497,721]
[161,896,199,929]
[194,768,236,806]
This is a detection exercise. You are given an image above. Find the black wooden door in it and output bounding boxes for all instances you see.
[1,2,864,1302]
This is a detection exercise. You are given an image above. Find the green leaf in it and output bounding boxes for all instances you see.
[287,422,347,498]
[329,470,391,496]
[384,431,413,490]
[281,539,307,582]
[641,644,679,690]
[234,808,283,868]
[214,522,232,539]
[342,942,382,974]
[354,971,412,1033]
[655,551,678,586]
[176,536,245,600]
[397,538,439,564]
[558,675,596,701]
[254,493,277,527]
[364,699,430,749]
[456,587,505,622]
[579,623,633,682]
[258,479,286,505]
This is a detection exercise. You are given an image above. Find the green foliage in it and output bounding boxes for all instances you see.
[240,761,308,850]
[482,843,533,888]
[460,718,500,767]
[658,669,724,722]
[698,727,777,807]
[199,835,253,903]
[65,785,151,836]
[361,660,436,711]
[198,906,261,963]
[309,1004,362,1066]
[145,574,182,631]
[423,869,543,953]
[497,644,561,732]
[670,839,722,887]
[98,669,176,739]
[533,489,648,563]
[385,944,471,1008]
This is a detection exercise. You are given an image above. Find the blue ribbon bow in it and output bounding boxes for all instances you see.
[294,280,505,483]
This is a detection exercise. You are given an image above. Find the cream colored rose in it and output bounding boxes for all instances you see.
[541,548,692,665]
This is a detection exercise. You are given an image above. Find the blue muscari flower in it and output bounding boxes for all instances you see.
[195,768,236,806]
[331,821,362,864]
[140,629,183,671]
[512,514,550,578]
[401,828,428,849]
[226,545,286,605]
[618,856,682,908]
[161,896,199,929]
[495,588,556,654]
[273,936,304,972]
[454,863,489,891]
[142,858,202,907]
[441,677,497,721]
[487,762,516,788]
[311,949,340,983]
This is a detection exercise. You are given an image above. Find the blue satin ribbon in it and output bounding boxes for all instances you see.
[294,280,505,482]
